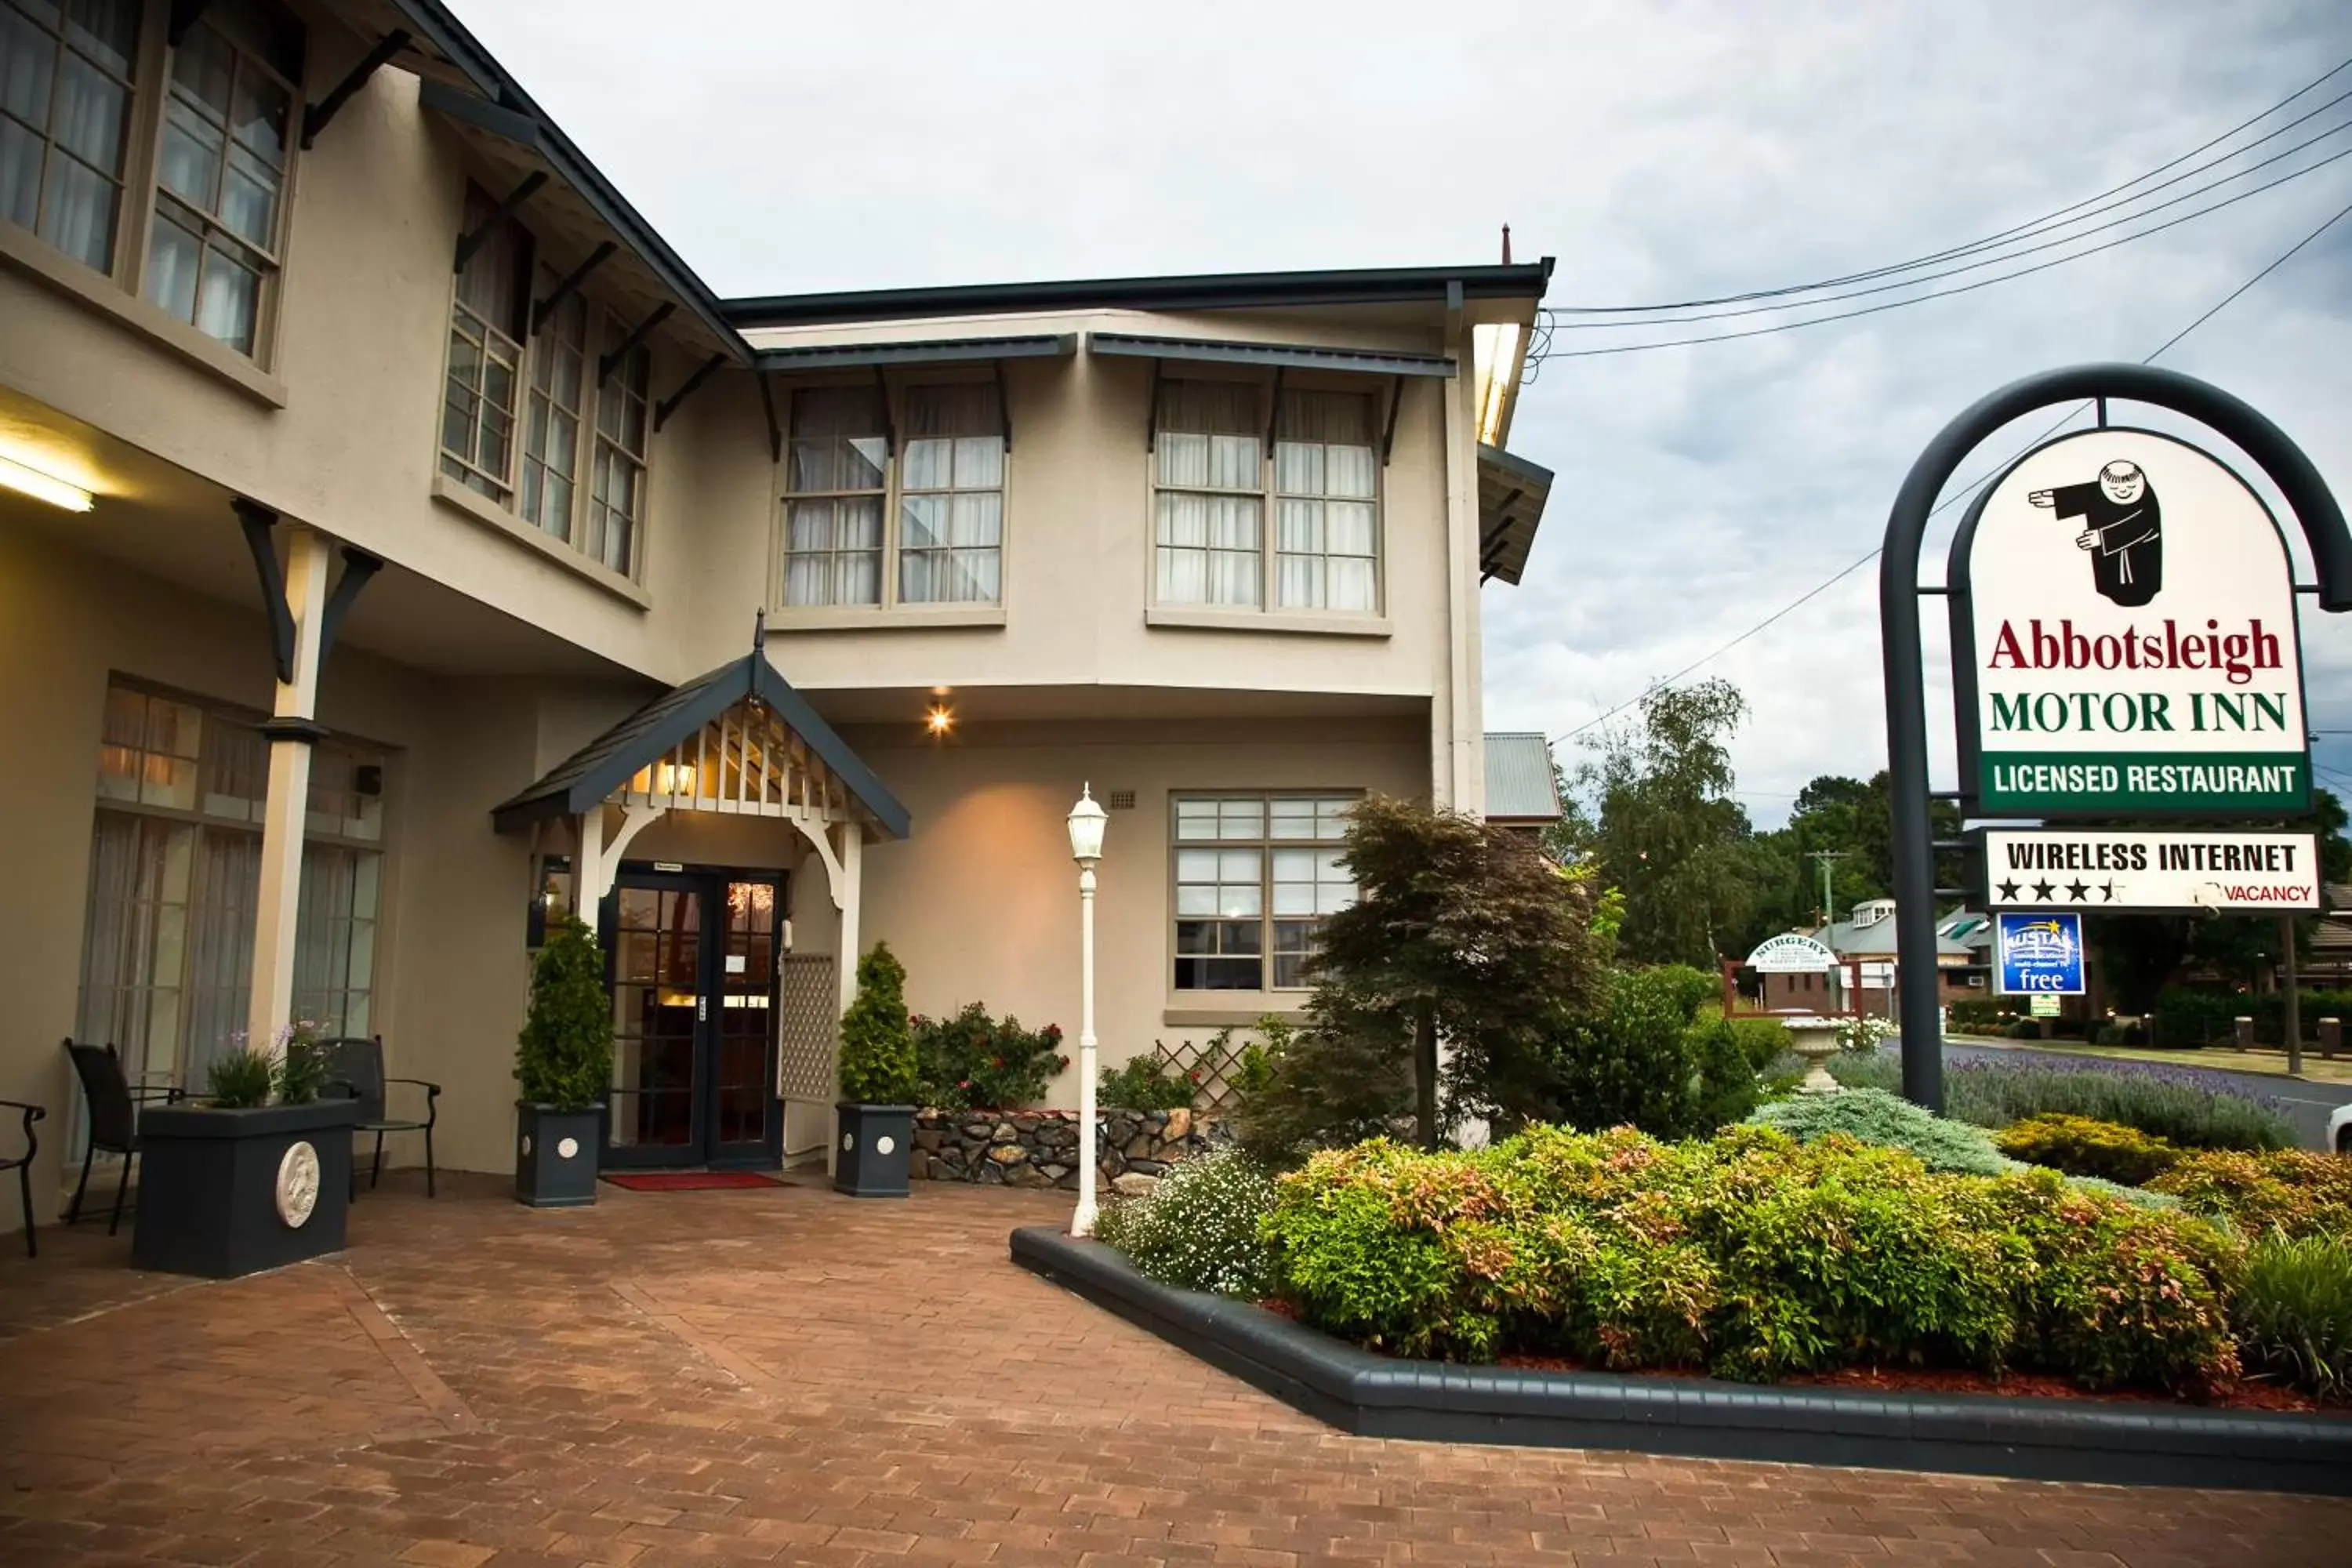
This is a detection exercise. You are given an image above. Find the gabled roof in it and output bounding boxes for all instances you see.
[1483,733,1562,822]
[490,649,909,839]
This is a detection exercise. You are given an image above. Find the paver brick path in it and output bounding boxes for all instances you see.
[2,1171,2346,1566]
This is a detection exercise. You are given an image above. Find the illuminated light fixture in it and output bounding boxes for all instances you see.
[1471,321,1523,448]
[654,760,697,796]
[0,451,94,513]
[925,704,954,736]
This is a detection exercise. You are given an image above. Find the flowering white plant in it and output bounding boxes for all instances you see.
[1836,1014,1898,1053]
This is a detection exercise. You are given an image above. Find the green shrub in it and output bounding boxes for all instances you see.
[838,943,920,1105]
[1098,1054,1196,1111]
[2147,1149,2352,1239]
[1996,1113,2181,1186]
[207,1047,274,1109]
[1682,1014,1762,1130]
[1646,964,1722,1022]
[2063,1174,2182,1211]
[1746,1088,2009,1176]
[2234,1232,2352,1401]
[1550,967,1748,1140]
[1947,998,2021,1033]
[2007,1018,2044,1040]
[516,917,614,1111]
[2151,985,2245,1048]
[1985,1167,2241,1394]
[1828,1052,2296,1152]
[1096,1149,1279,1300]
[273,1022,327,1107]
[1258,1124,2237,1395]
[911,1000,1066,1110]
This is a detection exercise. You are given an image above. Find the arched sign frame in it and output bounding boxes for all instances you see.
[1878,363,2351,1111]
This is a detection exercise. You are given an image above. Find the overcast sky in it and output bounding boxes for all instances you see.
[458,0,2352,826]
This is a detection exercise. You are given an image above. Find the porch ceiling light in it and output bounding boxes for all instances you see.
[925,704,953,736]
[0,451,95,512]
[1066,782,1106,866]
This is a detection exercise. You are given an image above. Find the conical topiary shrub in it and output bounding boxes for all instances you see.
[837,942,917,1105]
[517,916,614,1111]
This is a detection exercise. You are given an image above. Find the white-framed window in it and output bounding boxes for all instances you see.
[586,331,648,575]
[898,382,1004,604]
[439,181,528,506]
[779,379,1007,610]
[1153,379,1383,615]
[782,383,886,606]
[1,0,305,358]
[1171,793,1357,992]
[78,679,389,1097]
[520,273,586,539]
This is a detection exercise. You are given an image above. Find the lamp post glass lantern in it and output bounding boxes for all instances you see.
[1067,785,1107,1236]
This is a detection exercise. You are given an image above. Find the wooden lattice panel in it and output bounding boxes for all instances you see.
[1152,1033,1250,1113]
[778,953,838,1102]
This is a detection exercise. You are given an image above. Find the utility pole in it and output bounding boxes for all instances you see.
[1807,849,1847,932]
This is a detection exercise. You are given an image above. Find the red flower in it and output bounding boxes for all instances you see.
[991,1055,1004,1069]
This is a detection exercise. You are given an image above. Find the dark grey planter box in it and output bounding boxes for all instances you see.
[1012,1227,2352,1496]
[132,1099,360,1279]
[835,1102,915,1197]
[514,1104,602,1207]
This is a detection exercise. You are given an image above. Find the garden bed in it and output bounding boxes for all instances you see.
[1012,1227,2352,1494]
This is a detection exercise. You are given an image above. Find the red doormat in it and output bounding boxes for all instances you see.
[601,1171,782,1192]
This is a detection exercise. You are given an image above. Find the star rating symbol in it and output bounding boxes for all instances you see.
[1996,879,2021,902]
[2031,880,2056,902]
[2098,880,2117,902]
[2065,880,2090,902]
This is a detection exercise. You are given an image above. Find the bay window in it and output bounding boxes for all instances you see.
[440,182,528,506]
[1,0,141,273]
[782,384,887,607]
[899,383,1004,604]
[1171,793,1357,992]
[519,273,586,539]
[586,332,648,575]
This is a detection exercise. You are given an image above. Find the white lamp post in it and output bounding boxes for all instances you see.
[1066,783,1108,1236]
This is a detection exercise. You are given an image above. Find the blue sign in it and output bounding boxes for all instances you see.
[1996,912,2085,995]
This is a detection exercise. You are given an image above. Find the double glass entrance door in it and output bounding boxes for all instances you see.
[603,869,782,1168]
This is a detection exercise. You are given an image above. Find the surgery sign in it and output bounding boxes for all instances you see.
[1954,428,2307,817]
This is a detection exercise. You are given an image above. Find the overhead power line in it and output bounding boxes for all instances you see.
[1544,145,2352,360]
[1547,191,2352,750]
[1546,109,2352,332]
[1548,56,2352,315]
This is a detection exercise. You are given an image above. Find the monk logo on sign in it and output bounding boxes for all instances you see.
[2028,459,2161,607]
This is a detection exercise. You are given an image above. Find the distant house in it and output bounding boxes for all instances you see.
[1753,899,1985,1013]
[1483,732,1563,839]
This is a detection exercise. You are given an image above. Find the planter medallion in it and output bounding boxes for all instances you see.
[275,1140,321,1228]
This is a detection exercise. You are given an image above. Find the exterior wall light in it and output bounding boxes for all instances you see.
[0,452,95,513]
[925,705,953,736]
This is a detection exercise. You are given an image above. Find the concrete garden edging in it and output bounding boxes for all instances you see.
[1009,1226,2352,1495]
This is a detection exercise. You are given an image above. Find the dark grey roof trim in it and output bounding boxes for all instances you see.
[1478,443,1554,589]
[754,333,1077,372]
[1479,443,1556,489]
[391,1,748,362]
[1089,333,1456,379]
[724,260,1555,328]
[490,651,909,839]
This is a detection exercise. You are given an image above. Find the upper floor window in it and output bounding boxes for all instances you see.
[434,192,655,582]
[779,379,1005,610]
[143,1,297,352]
[2,0,143,272]
[1153,379,1380,615]
[1,0,303,360]
[1171,792,1357,992]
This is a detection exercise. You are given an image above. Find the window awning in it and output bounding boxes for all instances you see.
[752,334,1076,372]
[1478,444,1552,587]
[1088,332,1455,379]
[490,645,909,839]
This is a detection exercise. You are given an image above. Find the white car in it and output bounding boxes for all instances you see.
[2332,1101,2351,1156]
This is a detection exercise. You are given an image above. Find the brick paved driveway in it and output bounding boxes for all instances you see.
[2,1171,2346,1567]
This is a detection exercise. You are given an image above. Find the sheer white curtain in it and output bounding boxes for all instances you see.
[901,383,1004,604]
[1156,380,1262,606]
[784,386,887,605]
[1275,390,1377,612]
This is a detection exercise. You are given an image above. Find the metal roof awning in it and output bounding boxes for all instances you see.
[753,334,1076,372]
[491,644,909,840]
[1478,444,1553,586]
[1483,732,1563,823]
[1088,332,1455,379]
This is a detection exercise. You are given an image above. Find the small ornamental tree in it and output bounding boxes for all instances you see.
[516,917,614,1110]
[838,942,919,1105]
[1240,794,1609,1158]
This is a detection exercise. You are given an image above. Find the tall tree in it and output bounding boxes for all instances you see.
[1573,680,1761,966]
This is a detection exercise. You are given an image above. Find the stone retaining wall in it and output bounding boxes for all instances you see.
[911,1108,1215,1189]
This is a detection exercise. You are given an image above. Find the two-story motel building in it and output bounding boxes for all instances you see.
[0,0,1555,1219]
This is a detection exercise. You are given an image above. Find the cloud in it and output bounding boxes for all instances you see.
[454,0,2352,823]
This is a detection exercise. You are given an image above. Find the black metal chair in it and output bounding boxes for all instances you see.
[1,1098,43,1258]
[63,1040,181,1236]
[318,1036,439,1198]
